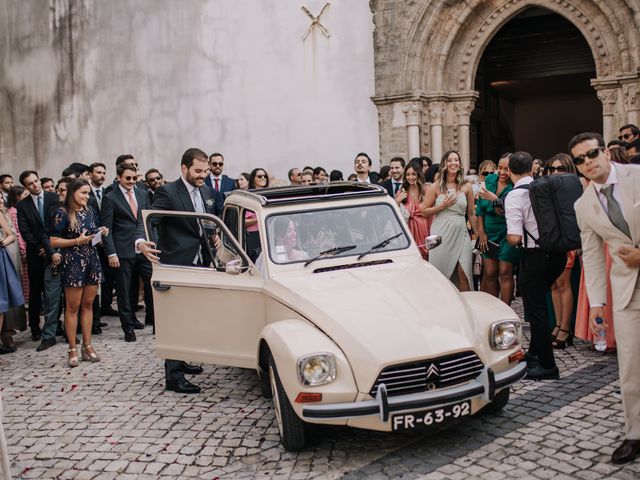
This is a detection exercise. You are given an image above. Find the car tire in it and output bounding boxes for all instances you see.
[258,366,273,399]
[269,354,307,451]
[483,387,510,413]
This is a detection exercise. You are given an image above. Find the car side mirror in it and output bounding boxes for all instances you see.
[425,235,442,250]
[225,259,243,275]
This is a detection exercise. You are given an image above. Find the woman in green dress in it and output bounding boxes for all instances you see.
[476,153,521,305]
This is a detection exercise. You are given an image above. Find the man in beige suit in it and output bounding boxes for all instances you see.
[571,132,640,464]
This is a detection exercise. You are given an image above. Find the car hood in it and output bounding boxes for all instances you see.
[267,259,481,392]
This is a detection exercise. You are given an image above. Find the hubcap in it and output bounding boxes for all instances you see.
[269,366,284,436]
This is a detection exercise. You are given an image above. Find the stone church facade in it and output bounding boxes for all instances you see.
[371,0,640,170]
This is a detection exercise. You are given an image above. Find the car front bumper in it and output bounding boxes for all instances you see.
[302,362,527,421]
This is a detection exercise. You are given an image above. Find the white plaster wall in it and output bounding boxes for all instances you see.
[0,0,380,182]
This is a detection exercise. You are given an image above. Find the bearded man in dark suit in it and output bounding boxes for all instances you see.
[139,147,222,394]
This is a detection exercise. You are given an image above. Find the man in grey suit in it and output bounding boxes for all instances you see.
[571,132,640,464]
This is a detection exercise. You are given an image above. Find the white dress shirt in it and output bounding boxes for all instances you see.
[505,176,539,247]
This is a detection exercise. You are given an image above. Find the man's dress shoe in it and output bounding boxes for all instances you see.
[100,307,119,317]
[124,330,137,342]
[132,319,145,330]
[31,331,42,342]
[166,377,201,394]
[36,337,56,352]
[525,365,559,381]
[611,439,640,464]
[91,326,102,335]
[182,362,203,375]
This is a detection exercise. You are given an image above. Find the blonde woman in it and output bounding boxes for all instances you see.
[422,150,479,291]
[50,179,108,367]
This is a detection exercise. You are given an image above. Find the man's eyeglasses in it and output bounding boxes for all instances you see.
[547,166,567,174]
[122,176,136,181]
[210,162,224,167]
[147,176,162,182]
[618,133,634,141]
[572,147,604,165]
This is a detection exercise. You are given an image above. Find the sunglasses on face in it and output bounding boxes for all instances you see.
[480,171,493,176]
[256,174,267,179]
[618,133,634,141]
[210,162,224,167]
[122,176,136,181]
[572,147,604,165]
[147,176,162,182]
[547,166,567,174]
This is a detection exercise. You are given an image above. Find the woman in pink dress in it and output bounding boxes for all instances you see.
[395,162,431,259]
[6,187,29,304]
[574,244,616,350]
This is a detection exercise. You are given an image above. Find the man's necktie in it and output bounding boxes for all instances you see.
[191,188,205,213]
[394,182,401,194]
[37,195,44,223]
[214,178,220,192]
[126,190,137,219]
[601,184,631,238]
[95,189,102,207]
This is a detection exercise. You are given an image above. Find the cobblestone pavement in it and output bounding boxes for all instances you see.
[1,299,639,479]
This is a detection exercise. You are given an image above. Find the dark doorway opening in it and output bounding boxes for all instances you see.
[471,7,601,166]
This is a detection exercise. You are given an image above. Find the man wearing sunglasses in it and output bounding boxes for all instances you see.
[571,132,640,465]
[618,124,640,143]
[204,153,235,195]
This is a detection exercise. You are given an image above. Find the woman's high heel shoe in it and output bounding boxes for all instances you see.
[82,345,100,363]
[68,348,78,368]
[550,326,560,340]
[552,329,573,349]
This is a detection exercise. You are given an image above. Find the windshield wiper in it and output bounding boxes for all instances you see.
[357,232,404,260]
[304,245,357,267]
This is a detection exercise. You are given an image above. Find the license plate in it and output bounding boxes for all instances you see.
[391,400,471,431]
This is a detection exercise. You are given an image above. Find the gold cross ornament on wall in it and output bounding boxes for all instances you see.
[301,3,331,41]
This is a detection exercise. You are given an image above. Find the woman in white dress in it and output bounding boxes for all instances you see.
[422,150,479,291]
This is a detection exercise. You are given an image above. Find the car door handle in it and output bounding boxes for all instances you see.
[152,281,171,291]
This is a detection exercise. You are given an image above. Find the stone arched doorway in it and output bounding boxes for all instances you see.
[372,0,640,171]
[472,6,601,163]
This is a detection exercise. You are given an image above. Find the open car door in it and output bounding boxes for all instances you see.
[143,210,265,368]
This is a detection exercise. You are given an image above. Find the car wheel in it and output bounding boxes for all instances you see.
[483,387,510,413]
[258,366,273,399]
[268,354,306,451]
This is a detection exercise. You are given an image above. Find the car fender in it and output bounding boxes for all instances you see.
[259,319,359,416]
[460,291,522,367]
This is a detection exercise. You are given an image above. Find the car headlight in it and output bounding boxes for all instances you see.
[490,321,522,350]
[297,353,336,386]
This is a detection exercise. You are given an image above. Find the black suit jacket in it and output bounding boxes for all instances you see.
[16,191,59,258]
[150,178,217,266]
[101,187,148,258]
[382,179,402,197]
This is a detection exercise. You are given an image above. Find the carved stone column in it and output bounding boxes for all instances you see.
[596,89,619,141]
[428,101,446,165]
[622,82,640,127]
[454,100,475,173]
[402,102,421,159]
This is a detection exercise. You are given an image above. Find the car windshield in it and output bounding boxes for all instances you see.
[266,203,411,265]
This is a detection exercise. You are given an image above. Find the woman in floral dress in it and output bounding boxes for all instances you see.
[50,179,108,367]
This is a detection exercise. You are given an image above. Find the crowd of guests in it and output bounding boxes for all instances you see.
[1,125,640,459]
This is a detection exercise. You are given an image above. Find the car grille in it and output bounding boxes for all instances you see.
[369,351,484,397]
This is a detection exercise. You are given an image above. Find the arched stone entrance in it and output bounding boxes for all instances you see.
[372,0,640,170]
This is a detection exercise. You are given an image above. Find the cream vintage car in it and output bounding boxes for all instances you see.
[143,182,527,451]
